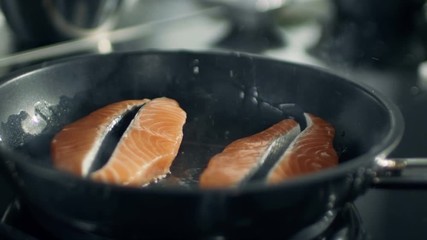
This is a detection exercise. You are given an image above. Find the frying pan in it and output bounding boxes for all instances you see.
[0,51,422,239]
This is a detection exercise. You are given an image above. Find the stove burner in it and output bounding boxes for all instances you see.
[0,199,365,240]
[290,203,366,240]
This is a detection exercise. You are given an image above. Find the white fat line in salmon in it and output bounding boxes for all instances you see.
[81,117,119,176]
[265,113,313,180]
[82,104,147,176]
[243,124,301,184]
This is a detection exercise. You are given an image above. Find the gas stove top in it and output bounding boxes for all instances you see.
[1,0,427,239]
[0,199,365,240]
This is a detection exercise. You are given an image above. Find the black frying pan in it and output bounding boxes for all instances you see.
[0,51,420,239]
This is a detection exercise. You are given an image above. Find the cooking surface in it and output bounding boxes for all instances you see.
[1,0,427,239]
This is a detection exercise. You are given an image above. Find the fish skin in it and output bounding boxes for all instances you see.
[51,99,150,176]
[267,113,338,184]
[90,97,186,186]
[199,119,300,188]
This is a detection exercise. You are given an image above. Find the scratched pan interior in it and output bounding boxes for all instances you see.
[0,51,394,185]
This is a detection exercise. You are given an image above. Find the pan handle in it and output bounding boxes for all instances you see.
[372,158,427,189]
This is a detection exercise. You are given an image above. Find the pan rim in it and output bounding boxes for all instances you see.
[0,49,405,195]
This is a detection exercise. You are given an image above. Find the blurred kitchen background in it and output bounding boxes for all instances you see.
[1,0,427,239]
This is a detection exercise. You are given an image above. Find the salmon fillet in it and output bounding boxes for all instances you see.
[199,119,300,188]
[267,113,338,184]
[51,99,150,176]
[90,97,186,186]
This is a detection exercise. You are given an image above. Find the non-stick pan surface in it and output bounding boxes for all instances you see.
[0,51,403,239]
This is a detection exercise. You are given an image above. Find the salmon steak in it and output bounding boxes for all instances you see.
[51,99,150,176]
[267,113,338,183]
[199,119,301,188]
[51,97,186,187]
[199,113,338,188]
